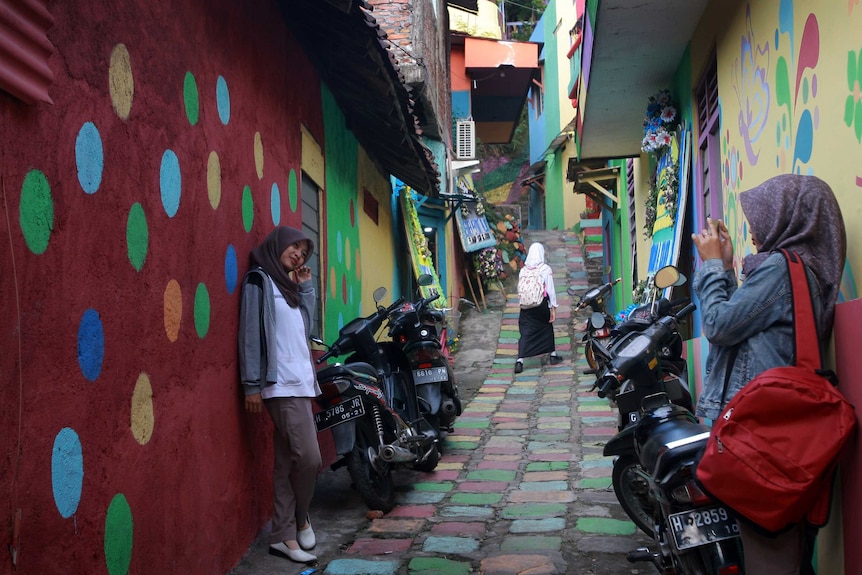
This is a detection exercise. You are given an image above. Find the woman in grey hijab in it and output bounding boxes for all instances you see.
[691,174,846,575]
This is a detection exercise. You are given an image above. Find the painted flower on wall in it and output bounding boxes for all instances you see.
[641,89,679,155]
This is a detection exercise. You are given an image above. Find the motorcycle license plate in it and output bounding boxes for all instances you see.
[669,506,740,550]
[412,366,448,385]
[314,397,365,432]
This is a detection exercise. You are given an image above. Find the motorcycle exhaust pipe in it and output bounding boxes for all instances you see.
[440,399,457,417]
[379,444,415,463]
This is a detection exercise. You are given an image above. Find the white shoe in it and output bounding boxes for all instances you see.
[268,541,317,564]
[297,518,316,550]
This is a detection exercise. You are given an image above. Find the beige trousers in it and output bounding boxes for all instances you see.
[264,397,322,544]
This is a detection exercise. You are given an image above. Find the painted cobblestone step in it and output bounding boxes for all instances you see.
[321,230,650,575]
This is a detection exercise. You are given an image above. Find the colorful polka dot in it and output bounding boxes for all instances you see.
[75,122,103,194]
[225,245,238,294]
[254,132,264,179]
[126,202,148,272]
[130,373,154,445]
[108,44,134,120]
[271,183,281,225]
[194,283,210,338]
[288,169,298,212]
[241,185,254,232]
[207,151,221,209]
[183,71,199,126]
[51,427,83,519]
[216,75,230,125]
[163,279,182,342]
[104,494,133,575]
[160,150,181,218]
[18,169,54,255]
[77,308,104,382]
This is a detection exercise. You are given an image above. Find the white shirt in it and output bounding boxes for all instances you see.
[261,278,317,399]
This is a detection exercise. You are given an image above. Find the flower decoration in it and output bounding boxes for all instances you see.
[641,89,679,156]
[473,247,503,280]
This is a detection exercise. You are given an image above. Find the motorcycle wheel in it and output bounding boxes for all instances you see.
[412,444,440,472]
[612,455,656,538]
[348,441,395,513]
[585,341,598,370]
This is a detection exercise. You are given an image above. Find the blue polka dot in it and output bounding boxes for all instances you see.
[77,308,104,381]
[160,150,181,218]
[216,76,230,125]
[225,244,238,294]
[271,183,281,225]
[52,428,83,518]
[337,312,344,332]
[75,122,103,194]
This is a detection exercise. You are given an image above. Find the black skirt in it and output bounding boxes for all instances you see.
[518,297,555,358]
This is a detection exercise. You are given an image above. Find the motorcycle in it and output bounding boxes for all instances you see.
[386,274,462,440]
[593,266,744,574]
[312,286,440,512]
[572,276,621,371]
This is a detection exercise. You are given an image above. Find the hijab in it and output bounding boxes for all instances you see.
[249,226,314,308]
[524,242,549,270]
[739,174,846,331]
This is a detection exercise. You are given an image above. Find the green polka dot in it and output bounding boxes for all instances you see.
[241,185,254,232]
[19,169,54,255]
[126,203,148,271]
[104,494,133,575]
[183,72,199,126]
[194,283,210,338]
[288,169,298,213]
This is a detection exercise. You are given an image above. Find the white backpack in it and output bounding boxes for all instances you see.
[518,266,545,308]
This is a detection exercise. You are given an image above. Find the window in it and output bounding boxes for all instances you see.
[301,173,323,338]
[695,52,722,228]
[530,71,544,119]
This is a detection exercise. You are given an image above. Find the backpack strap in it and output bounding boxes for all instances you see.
[780,249,821,371]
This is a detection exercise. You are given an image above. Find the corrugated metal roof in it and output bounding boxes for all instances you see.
[278,0,440,195]
[0,0,54,104]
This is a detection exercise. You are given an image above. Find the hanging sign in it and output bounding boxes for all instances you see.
[453,175,496,253]
[647,127,690,275]
[401,189,445,301]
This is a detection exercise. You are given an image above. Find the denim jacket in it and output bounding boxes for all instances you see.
[693,252,824,420]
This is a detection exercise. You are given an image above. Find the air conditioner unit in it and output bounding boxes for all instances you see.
[455,120,475,160]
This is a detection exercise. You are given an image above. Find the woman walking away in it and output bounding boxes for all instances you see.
[515,242,562,373]
[691,174,846,575]
[238,226,322,565]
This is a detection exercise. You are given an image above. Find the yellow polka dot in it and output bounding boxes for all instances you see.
[207,151,221,209]
[130,373,154,445]
[164,279,182,342]
[109,44,134,120]
[254,132,264,180]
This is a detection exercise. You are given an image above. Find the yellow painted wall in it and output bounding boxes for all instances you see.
[691,0,860,297]
[690,2,862,572]
[357,148,397,312]
[633,155,654,279]
[561,140,587,229]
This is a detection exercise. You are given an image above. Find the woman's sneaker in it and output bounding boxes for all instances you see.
[514,360,524,373]
[549,354,563,365]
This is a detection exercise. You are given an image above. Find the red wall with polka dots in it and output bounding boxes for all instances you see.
[0,1,326,573]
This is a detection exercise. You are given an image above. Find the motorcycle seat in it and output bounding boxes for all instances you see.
[318,362,379,383]
[639,421,711,482]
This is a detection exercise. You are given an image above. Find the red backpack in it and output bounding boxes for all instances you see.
[696,250,857,534]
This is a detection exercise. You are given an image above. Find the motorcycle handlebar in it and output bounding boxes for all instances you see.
[596,374,619,399]
[674,302,697,321]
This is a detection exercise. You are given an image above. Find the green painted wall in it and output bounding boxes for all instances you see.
[321,84,362,335]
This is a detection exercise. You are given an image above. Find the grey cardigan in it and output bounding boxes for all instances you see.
[238,267,316,396]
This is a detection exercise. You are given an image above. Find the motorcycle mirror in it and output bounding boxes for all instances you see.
[417,274,434,287]
[309,337,328,350]
[654,266,681,289]
[590,312,606,329]
[373,286,387,304]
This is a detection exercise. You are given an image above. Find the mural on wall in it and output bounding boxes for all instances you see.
[401,189,446,302]
[9,30,308,571]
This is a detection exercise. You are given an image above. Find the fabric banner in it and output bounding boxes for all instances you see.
[401,189,445,301]
[647,127,690,275]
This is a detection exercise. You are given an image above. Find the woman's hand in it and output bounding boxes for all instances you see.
[549,307,556,323]
[245,393,264,414]
[294,266,312,283]
[692,218,734,270]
